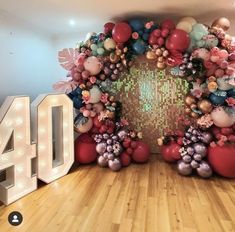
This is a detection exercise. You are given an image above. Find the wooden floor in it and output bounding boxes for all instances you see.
[0,155,235,232]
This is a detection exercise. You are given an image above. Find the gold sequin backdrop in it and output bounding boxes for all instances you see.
[112,57,189,153]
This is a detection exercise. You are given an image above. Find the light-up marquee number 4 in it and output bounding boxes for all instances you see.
[0,94,74,205]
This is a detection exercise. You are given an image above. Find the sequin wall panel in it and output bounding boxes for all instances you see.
[113,62,189,153]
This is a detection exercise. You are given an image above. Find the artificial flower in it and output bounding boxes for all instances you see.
[53,79,78,94]
[132,32,139,40]
[226,97,235,106]
[190,82,204,98]
[197,114,214,128]
[120,118,129,126]
[100,93,109,103]
[145,21,154,29]
[89,76,97,84]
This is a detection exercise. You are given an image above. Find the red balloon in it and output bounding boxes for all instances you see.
[208,145,235,178]
[166,29,190,52]
[112,22,132,43]
[104,22,115,34]
[120,152,131,167]
[148,34,158,45]
[132,141,150,163]
[75,133,97,164]
[160,142,181,162]
[161,19,176,31]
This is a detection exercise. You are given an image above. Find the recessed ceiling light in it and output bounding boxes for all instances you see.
[69,19,75,26]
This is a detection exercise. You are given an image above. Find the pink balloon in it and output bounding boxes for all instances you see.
[84,56,102,75]
[112,22,132,43]
[166,29,190,52]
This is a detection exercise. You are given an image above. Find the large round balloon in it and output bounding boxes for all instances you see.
[75,133,97,164]
[84,56,102,75]
[120,152,131,167]
[210,107,235,128]
[208,145,235,178]
[129,19,144,31]
[132,141,150,163]
[112,22,132,43]
[160,142,181,162]
[166,29,190,52]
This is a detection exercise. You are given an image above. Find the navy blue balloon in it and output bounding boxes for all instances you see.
[142,33,149,41]
[227,88,235,97]
[73,96,83,109]
[209,91,227,105]
[129,19,144,31]
[138,30,144,35]
[132,39,146,55]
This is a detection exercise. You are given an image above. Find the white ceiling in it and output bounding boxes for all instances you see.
[1,0,235,36]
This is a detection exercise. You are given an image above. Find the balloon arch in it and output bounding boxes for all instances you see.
[54,17,235,178]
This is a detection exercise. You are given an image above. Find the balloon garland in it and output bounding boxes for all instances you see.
[54,16,235,175]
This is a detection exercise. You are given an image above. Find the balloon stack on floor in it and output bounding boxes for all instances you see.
[54,16,235,175]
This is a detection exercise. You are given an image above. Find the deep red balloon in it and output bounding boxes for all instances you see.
[120,152,131,167]
[148,34,158,45]
[166,29,190,52]
[104,22,115,34]
[160,142,181,163]
[208,145,235,178]
[75,133,97,164]
[161,19,176,31]
[132,141,150,163]
[112,22,132,43]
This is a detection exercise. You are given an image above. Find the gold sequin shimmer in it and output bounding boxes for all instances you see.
[112,58,189,152]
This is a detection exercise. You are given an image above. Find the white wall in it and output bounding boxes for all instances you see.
[0,11,62,104]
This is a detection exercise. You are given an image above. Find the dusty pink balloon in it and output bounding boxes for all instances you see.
[84,56,102,75]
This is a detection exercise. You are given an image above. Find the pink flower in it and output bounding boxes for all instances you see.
[210,142,217,148]
[120,118,129,126]
[191,89,202,98]
[145,21,154,29]
[204,61,213,69]
[226,97,235,106]
[89,76,97,84]
[100,93,109,103]
[132,32,139,40]
[167,50,183,66]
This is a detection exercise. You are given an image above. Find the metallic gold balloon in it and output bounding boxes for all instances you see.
[185,95,196,106]
[110,53,120,63]
[191,112,199,118]
[185,107,191,114]
[197,99,213,114]
[190,103,197,110]
[155,49,163,56]
[146,51,157,60]
[157,62,166,70]
[212,17,230,31]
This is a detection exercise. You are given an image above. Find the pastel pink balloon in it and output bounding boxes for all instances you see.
[211,107,235,128]
[84,56,102,75]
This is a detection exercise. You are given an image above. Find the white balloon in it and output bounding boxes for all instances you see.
[180,17,197,26]
[176,21,193,33]
[89,85,102,104]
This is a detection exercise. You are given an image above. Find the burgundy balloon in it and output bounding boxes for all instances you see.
[196,161,213,178]
[166,29,190,52]
[161,19,176,30]
[104,22,115,34]
[112,22,132,43]
[177,160,193,176]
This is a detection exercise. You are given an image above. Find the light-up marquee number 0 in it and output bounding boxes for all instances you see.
[0,94,74,205]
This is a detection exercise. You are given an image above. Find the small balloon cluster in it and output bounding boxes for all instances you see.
[177,126,213,178]
[54,16,235,174]
[94,126,149,171]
